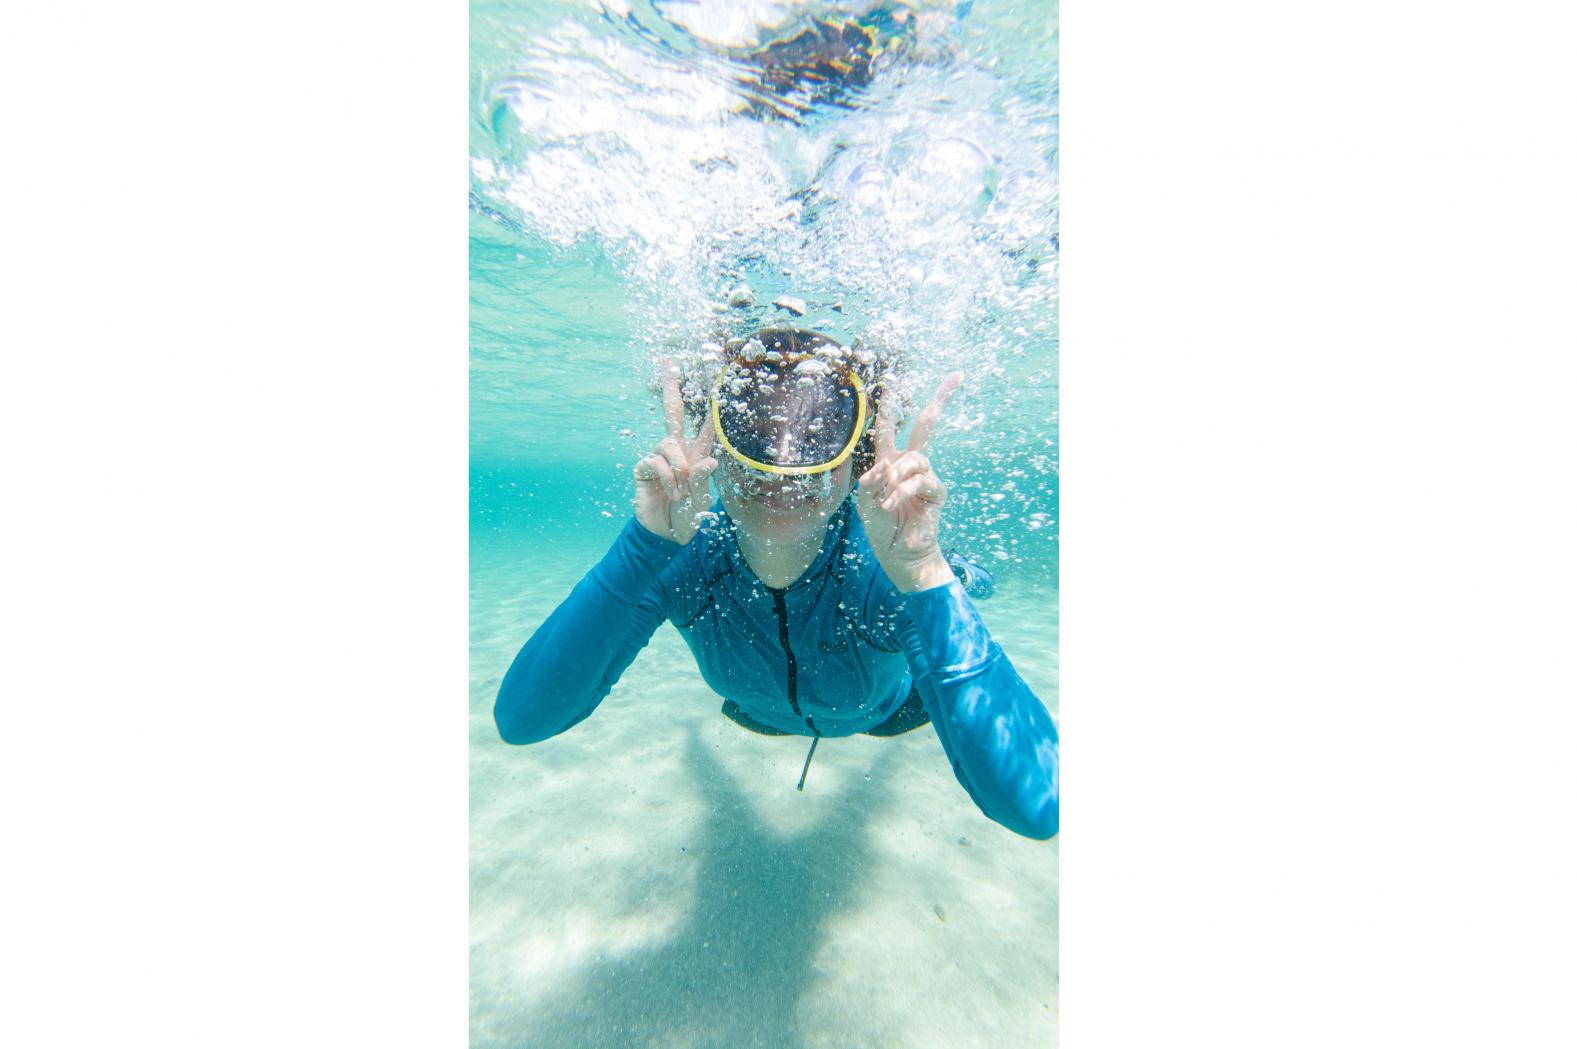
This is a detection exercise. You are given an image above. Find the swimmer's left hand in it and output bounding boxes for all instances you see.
[857,372,962,593]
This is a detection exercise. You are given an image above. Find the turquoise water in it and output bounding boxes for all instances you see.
[471,2,1057,1045]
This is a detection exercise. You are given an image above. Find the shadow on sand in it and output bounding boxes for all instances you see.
[515,724,902,1049]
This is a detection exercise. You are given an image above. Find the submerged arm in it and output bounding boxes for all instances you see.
[499,359,716,744]
[850,373,1057,837]
[494,519,680,744]
[896,580,1060,840]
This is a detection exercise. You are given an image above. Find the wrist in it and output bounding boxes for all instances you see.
[891,549,955,593]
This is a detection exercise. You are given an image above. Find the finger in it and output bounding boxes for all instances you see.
[635,453,680,501]
[687,456,719,500]
[634,454,681,501]
[884,448,929,484]
[877,453,934,509]
[660,357,684,441]
[690,410,716,455]
[880,472,946,512]
[690,455,719,483]
[876,450,917,500]
[655,436,690,485]
[860,458,891,500]
[873,389,898,459]
[905,372,962,453]
[880,451,932,493]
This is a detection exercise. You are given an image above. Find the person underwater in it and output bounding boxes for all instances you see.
[493,328,1058,840]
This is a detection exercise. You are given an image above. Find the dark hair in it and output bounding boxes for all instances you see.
[726,327,881,479]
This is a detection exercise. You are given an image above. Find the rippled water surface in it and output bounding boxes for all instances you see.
[471,3,1058,1046]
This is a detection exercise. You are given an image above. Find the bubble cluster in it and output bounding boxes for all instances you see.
[472,0,1057,581]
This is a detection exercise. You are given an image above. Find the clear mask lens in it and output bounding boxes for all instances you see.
[716,358,861,470]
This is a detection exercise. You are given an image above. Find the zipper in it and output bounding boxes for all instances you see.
[770,589,819,737]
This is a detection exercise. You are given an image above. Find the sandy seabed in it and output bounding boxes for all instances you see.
[471,530,1059,1049]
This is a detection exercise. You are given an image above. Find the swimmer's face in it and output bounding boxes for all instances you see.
[707,327,865,528]
[718,457,853,523]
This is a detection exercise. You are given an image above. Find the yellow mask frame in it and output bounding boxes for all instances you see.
[710,354,869,476]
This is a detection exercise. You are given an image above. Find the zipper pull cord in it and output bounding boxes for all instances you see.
[796,736,820,791]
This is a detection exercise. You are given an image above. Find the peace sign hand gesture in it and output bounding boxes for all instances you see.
[856,372,963,593]
[633,358,720,546]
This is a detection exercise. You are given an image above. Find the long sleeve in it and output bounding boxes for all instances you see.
[896,579,1060,840]
[494,518,681,745]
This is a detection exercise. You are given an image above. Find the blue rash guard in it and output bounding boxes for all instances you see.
[494,497,1059,840]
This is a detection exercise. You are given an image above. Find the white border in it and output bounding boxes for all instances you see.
[3,2,465,1045]
[1063,1,1577,1045]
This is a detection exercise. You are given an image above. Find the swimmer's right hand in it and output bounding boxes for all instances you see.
[633,357,720,545]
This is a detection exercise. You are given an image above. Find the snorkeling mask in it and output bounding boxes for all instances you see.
[710,341,869,477]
